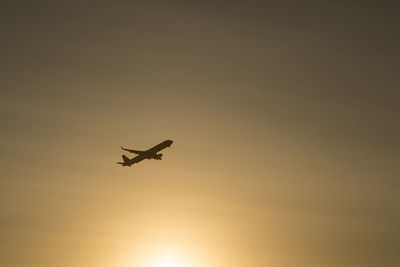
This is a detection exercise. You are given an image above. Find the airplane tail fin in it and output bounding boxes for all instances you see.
[117,155,131,166]
[122,154,130,162]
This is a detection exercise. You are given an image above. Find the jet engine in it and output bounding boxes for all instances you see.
[154,153,163,160]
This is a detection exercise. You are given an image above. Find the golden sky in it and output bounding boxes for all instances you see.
[1,1,399,267]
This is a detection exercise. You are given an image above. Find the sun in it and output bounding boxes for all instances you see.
[149,254,184,267]
[142,248,195,267]
[123,243,202,267]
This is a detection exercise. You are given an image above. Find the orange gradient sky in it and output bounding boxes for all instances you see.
[1,1,399,267]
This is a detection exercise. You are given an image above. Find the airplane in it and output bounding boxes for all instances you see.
[117,139,173,167]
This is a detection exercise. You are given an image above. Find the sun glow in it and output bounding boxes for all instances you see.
[135,247,198,267]
[148,253,186,267]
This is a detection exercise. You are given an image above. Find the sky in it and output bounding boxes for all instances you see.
[1,1,399,267]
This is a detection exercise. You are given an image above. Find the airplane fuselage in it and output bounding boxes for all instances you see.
[141,140,173,159]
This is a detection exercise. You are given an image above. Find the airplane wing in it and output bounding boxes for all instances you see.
[121,146,145,154]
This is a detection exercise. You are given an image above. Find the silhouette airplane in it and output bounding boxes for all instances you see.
[117,140,173,167]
